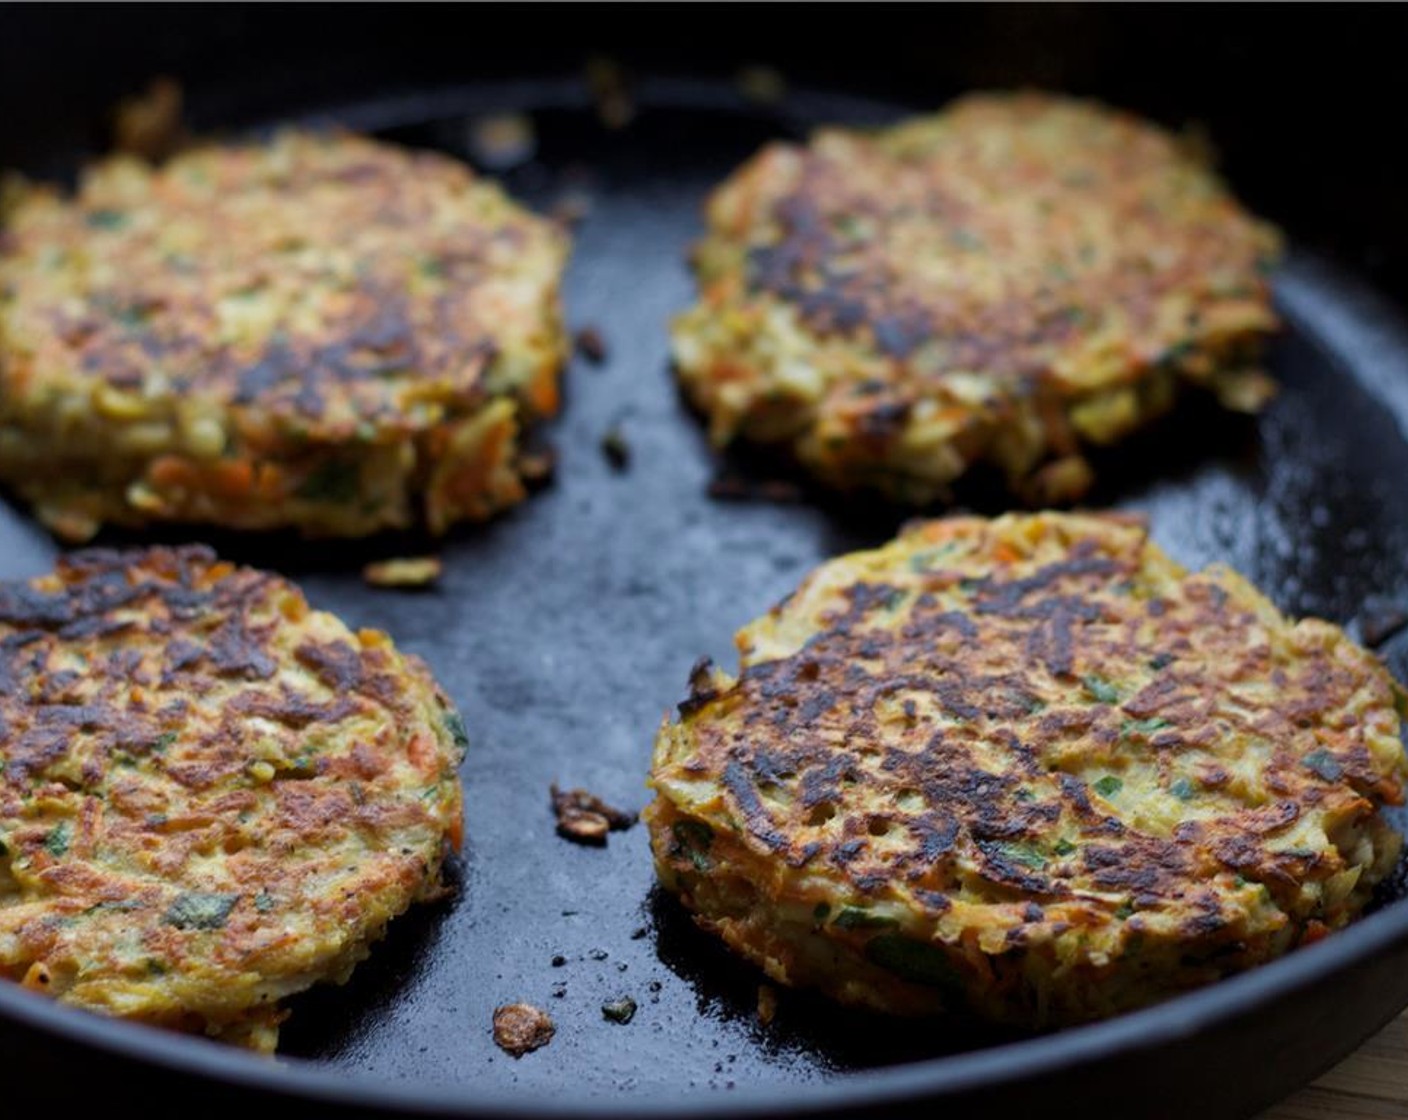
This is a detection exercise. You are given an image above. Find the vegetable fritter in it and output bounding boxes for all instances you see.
[0,129,569,541]
[647,513,1406,1027]
[673,93,1281,505]
[0,546,466,1050]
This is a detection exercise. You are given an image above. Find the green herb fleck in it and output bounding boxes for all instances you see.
[832,907,899,931]
[151,731,178,753]
[84,899,143,916]
[673,820,715,873]
[147,959,169,976]
[950,229,984,251]
[1093,775,1123,798]
[601,997,637,1024]
[419,256,446,279]
[907,543,960,572]
[1082,676,1120,704]
[0,836,9,858]
[812,902,831,923]
[44,821,72,858]
[1115,901,1135,920]
[254,892,276,913]
[85,209,128,230]
[864,935,959,991]
[1052,838,1077,857]
[1302,750,1343,782]
[998,841,1047,870]
[1169,777,1196,801]
[443,711,470,754]
[295,460,361,505]
[114,305,152,329]
[1121,718,1170,740]
[164,891,239,931]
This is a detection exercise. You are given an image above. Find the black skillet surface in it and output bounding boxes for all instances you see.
[5,76,1408,1120]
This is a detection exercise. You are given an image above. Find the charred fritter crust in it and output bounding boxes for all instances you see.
[647,513,1407,1027]
[673,93,1282,505]
[0,547,466,1049]
[0,130,569,541]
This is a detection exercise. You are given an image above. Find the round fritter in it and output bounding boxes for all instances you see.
[647,513,1407,1027]
[0,546,466,1050]
[0,129,569,541]
[673,93,1282,505]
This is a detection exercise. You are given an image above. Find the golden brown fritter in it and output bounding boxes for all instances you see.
[0,546,466,1050]
[674,93,1282,505]
[647,513,1407,1027]
[0,130,569,541]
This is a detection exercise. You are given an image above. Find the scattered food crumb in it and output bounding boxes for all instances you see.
[647,981,662,993]
[492,1003,555,1057]
[601,996,637,1025]
[518,448,557,487]
[551,188,594,227]
[551,955,567,967]
[362,556,443,589]
[113,77,187,162]
[1212,368,1278,414]
[575,326,608,364]
[586,56,636,130]
[706,472,803,503]
[468,112,537,171]
[551,983,567,999]
[588,948,609,962]
[757,984,778,1026]
[601,426,631,471]
[551,783,637,845]
[736,65,787,106]
[630,926,648,941]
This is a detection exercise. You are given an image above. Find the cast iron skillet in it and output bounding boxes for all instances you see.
[4,72,1408,1120]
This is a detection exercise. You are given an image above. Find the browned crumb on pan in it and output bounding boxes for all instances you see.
[362,556,444,590]
[492,1003,556,1057]
[757,984,779,1026]
[518,448,558,487]
[600,425,631,471]
[112,77,187,162]
[575,326,608,364]
[551,784,637,846]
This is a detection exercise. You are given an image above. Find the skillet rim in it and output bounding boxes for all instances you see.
[1,250,1408,1118]
[3,65,1408,1112]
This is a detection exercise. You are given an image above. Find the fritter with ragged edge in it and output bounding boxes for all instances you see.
[0,547,466,1050]
[674,93,1282,505]
[647,513,1407,1027]
[0,129,569,541]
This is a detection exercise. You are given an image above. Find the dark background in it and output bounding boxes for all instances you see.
[1,4,1404,308]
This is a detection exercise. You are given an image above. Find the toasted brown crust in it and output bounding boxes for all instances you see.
[673,93,1281,505]
[0,130,569,540]
[647,513,1407,1026]
[0,546,466,1049]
